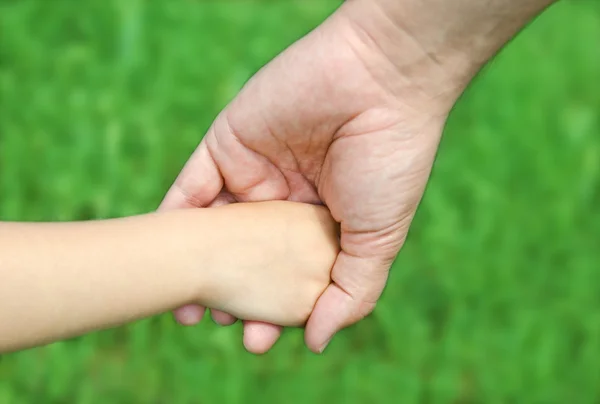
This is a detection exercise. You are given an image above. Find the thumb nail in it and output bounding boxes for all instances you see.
[318,337,333,354]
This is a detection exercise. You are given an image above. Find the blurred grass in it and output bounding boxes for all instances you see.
[0,0,599,403]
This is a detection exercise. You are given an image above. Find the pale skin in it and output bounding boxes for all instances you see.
[161,0,559,353]
[0,201,339,354]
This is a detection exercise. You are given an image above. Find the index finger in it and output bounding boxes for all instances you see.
[159,138,223,211]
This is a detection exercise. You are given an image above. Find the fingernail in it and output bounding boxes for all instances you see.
[318,337,333,354]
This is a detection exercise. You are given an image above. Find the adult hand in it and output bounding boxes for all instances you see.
[159,0,556,353]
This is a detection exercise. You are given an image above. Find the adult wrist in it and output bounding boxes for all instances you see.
[336,0,557,112]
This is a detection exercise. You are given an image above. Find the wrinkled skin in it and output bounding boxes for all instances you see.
[159,0,554,353]
[159,5,453,354]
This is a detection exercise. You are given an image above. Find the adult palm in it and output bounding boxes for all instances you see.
[159,6,454,354]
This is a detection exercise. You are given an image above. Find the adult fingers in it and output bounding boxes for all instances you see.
[159,133,224,326]
[206,192,240,326]
[159,137,224,211]
[304,232,399,353]
[210,310,237,326]
[172,305,207,326]
[243,321,283,354]
[206,114,292,351]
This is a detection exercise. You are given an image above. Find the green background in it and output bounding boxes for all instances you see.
[1,0,599,402]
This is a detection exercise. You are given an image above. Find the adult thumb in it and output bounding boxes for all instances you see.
[304,248,394,353]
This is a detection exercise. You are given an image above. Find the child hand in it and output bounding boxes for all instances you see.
[179,201,340,327]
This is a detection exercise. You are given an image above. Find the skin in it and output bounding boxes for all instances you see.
[160,0,558,354]
[0,201,339,354]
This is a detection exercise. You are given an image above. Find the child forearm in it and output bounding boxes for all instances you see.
[0,211,208,353]
[0,201,339,354]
